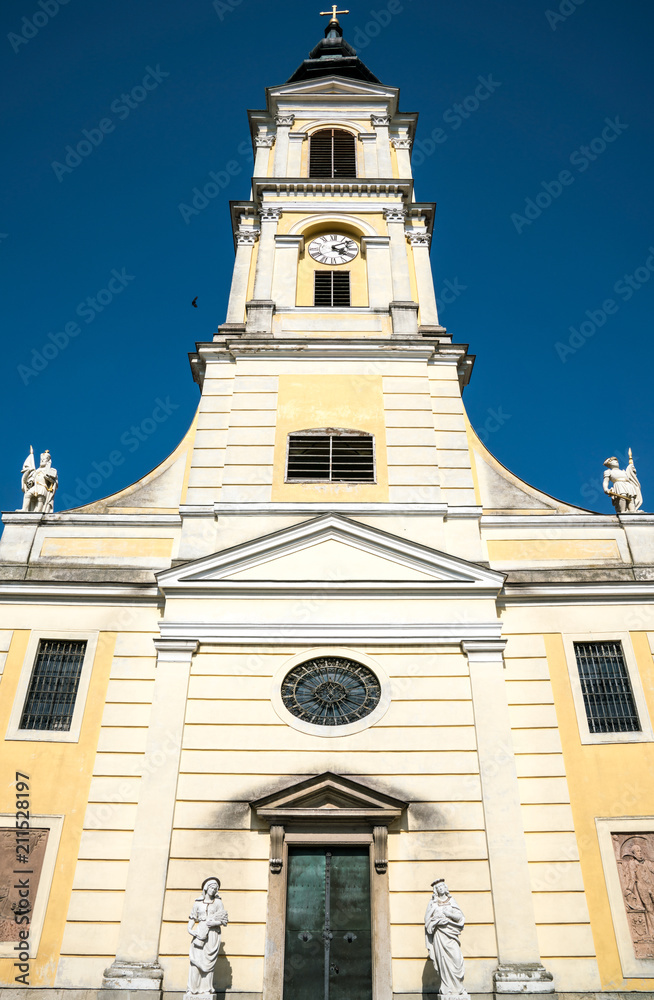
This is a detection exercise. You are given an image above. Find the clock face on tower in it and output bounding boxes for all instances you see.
[308,233,359,265]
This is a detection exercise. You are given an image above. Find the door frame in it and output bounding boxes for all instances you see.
[251,773,405,1000]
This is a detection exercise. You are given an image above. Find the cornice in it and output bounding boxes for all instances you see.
[157,621,504,645]
[252,177,414,206]
[1,512,181,528]
[0,581,161,604]
[481,514,617,528]
[500,582,654,606]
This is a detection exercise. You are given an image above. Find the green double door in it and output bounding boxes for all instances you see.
[283,846,373,1000]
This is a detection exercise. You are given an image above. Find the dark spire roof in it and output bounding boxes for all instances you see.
[286,16,381,84]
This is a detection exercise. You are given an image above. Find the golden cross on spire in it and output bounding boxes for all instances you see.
[320,5,350,23]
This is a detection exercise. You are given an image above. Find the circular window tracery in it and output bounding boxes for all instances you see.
[280,656,381,727]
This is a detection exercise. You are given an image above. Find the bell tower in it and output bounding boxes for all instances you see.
[185,8,477,541]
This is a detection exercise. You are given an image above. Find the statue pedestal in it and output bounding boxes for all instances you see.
[494,963,555,994]
[184,992,216,1000]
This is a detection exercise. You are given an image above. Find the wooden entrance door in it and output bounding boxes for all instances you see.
[283,845,373,1000]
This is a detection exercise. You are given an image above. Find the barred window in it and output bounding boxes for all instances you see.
[573,641,640,734]
[309,128,357,178]
[287,431,375,482]
[20,639,87,731]
[314,271,351,307]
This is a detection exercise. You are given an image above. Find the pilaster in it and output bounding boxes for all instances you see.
[384,207,418,336]
[371,114,393,175]
[462,641,555,995]
[225,225,260,324]
[406,230,439,327]
[362,235,393,309]
[246,207,282,335]
[359,132,378,177]
[102,639,198,993]
[273,113,295,177]
[254,132,275,176]
[287,131,307,175]
[391,136,412,178]
[271,234,304,308]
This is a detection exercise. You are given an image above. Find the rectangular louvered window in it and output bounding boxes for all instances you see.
[573,641,640,733]
[19,639,87,731]
[287,433,375,482]
[314,271,351,307]
[309,128,357,178]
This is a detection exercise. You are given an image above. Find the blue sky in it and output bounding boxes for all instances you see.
[1,0,653,516]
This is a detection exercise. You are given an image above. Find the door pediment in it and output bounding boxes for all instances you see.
[251,772,407,826]
[157,513,505,598]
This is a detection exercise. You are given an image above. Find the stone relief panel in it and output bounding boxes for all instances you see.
[612,832,654,959]
[0,829,49,942]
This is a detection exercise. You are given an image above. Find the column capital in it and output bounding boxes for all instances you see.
[358,132,377,143]
[274,234,305,251]
[275,113,295,127]
[288,131,307,142]
[235,227,260,246]
[255,133,275,148]
[406,230,431,247]
[392,137,412,149]
[153,638,198,662]
[383,207,407,223]
[371,114,391,127]
[461,640,507,663]
[260,207,283,222]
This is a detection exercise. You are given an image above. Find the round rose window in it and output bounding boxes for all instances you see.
[280,656,382,727]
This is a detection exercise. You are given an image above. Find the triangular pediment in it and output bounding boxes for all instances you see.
[268,77,398,101]
[156,513,505,596]
[251,772,407,825]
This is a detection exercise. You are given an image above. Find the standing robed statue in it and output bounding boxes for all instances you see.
[425,879,470,999]
[19,447,58,513]
[185,876,228,1000]
[603,449,643,514]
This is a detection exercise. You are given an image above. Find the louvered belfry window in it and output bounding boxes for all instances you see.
[573,641,641,734]
[20,639,87,731]
[314,271,351,307]
[309,128,357,178]
[287,431,375,482]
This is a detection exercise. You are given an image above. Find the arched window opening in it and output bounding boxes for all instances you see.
[309,129,357,178]
[286,430,375,483]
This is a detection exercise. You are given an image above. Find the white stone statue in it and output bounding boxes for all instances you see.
[19,447,58,513]
[603,449,643,514]
[185,876,228,1000]
[425,879,470,1000]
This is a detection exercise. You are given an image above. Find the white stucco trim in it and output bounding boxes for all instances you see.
[0,813,64,958]
[596,816,654,977]
[561,632,654,745]
[270,646,391,737]
[288,213,378,237]
[6,630,99,744]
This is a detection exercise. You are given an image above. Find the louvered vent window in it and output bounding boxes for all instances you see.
[20,639,87,731]
[309,129,357,178]
[573,641,641,734]
[314,271,351,307]
[287,432,375,482]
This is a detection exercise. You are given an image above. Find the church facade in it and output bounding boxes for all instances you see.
[1,13,654,1000]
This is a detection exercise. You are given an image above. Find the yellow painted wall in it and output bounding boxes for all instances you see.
[488,539,622,563]
[545,632,654,990]
[271,373,389,502]
[0,629,115,986]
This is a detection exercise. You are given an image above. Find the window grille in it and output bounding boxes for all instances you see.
[20,639,87,731]
[287,432,375,482]
[573,641,640,733]
[309,128,357,178]
[314,271,351,307]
